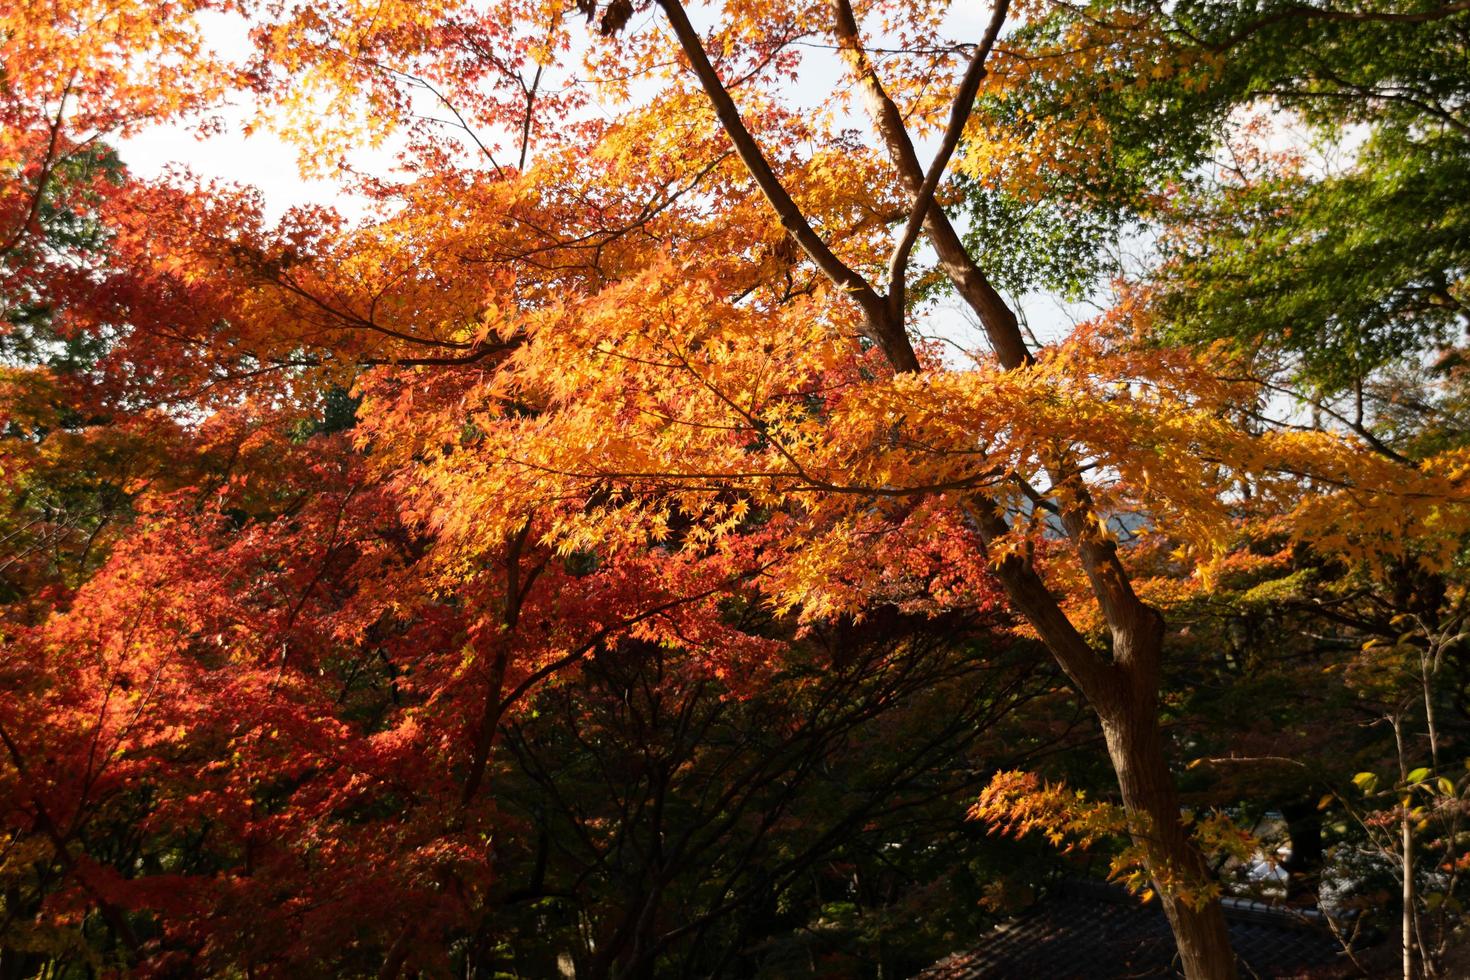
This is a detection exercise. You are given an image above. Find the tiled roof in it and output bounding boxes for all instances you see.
[914,882,1358,979]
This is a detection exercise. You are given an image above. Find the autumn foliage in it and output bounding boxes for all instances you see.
[3,0,1470,978]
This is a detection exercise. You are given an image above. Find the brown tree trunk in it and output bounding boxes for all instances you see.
[1098,638,1238,980]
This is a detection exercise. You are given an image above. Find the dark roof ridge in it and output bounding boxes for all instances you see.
[1055,879,1331,930]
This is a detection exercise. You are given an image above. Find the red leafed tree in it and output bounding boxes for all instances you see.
[4,1,1470,978]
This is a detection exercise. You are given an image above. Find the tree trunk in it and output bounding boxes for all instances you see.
[1403,812,1415,980]
[1281,800,1324,905]
[1098,662,1238,980]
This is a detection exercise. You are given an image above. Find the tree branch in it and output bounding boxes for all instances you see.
[828,0,1031,368]
[886,0,1011,320]
[654,0,911,364]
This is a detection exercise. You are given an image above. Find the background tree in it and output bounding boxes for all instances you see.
[488,618,1080,979]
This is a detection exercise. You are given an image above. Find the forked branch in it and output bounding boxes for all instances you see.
[886,0,1012,319]
[654,0,916,366]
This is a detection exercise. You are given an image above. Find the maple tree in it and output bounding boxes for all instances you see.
[4,0,1470,978]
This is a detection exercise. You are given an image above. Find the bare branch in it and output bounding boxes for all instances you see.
[886,0,1011,320]
[653,0,912,364]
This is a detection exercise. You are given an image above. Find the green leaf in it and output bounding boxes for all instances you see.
[1352,772,1379,794]
[1406,767,1431,785]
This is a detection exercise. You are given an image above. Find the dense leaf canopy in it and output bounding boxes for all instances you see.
[2,1,1469,978]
